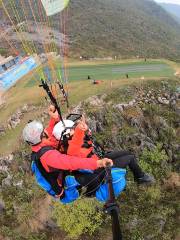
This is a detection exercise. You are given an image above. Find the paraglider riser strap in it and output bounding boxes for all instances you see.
[104,202,120,215]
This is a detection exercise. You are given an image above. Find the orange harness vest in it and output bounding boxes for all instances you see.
[67,129,99,160]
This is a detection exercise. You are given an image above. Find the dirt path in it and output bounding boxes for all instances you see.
[0,91,4,106]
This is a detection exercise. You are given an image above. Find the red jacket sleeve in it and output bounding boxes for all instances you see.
[45,116,60,137]
[67,127,85,156]
[41,149,98,172]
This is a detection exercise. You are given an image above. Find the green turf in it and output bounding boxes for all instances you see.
[24,60,174,88]
[67,61,174,80]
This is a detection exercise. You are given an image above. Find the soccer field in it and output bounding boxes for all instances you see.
[67,61,174,81]
[24,60,174,88]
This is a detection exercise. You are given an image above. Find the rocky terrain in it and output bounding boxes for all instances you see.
[83,80,180,161]
[0,104,48,136]
[0,78,179,240]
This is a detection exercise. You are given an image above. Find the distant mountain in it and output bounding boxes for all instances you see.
[1,0,180,60]
[66,0,180,60]
[159,3,180,24]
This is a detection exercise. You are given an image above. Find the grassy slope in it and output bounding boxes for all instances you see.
[0,59,178,155]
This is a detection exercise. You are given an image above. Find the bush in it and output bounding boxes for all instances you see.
[139,144,170,179]
[143,185,161,204]
[52,198,104,239]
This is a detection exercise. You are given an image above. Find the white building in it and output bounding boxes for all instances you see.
[0,55,20,74]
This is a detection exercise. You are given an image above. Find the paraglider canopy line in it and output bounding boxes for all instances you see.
[1,0,70,100]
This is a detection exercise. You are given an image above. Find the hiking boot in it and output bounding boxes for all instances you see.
[136,173,155,185]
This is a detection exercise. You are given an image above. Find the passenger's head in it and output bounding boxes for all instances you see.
[53,120,75,140]
[23,120,45,145]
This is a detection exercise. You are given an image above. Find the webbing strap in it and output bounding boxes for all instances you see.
[31,146,64,196]
[36,146,54,159]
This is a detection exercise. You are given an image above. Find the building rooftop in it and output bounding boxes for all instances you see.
[0,55,14,66]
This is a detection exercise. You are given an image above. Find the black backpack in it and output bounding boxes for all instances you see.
[31,146,64,197]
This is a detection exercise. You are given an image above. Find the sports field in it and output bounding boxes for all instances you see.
[0,59,177,154]
[25,60,174,87]
[67,61,174,81]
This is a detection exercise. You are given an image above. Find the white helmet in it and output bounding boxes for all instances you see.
[53,120,75,140]
[22,120,44,145]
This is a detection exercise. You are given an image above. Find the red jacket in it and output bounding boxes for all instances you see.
[67,127,99,160]
[43,117,60,149]
[31,118,98,172]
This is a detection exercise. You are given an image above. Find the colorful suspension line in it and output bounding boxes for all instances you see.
[28,0,55,81]
[44,5,70,108]
[9,0,33,54]
[1,0,69,108]
[19,0,37,54]
[4,0,44,78]
[1,1,31,54]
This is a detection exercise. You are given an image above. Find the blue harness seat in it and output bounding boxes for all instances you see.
[60,168,126,204]
[31,147,127,204]
[96,168,126,202]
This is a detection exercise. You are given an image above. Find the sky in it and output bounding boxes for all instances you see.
[154,0,180,4]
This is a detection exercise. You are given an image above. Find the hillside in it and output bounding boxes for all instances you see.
[59,0,180,59]
[0,78,179,240]
[159,3,180,24]
[1,0,180,60]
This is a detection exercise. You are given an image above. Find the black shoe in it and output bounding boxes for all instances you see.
[136,173,155,185]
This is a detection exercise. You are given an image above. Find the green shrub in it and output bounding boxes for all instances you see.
[0,226,47,240]
[52,198,104,239]
[139,144,169,179]
[143,186,161,204]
